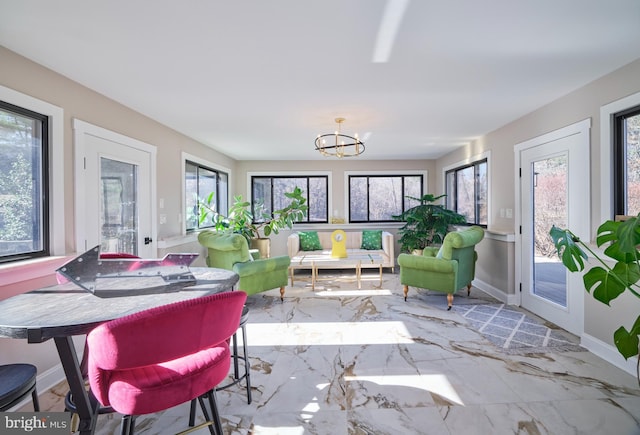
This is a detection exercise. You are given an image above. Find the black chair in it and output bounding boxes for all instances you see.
[0,363,40,411]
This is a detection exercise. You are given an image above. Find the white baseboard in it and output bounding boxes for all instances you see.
[472,279,519,305]
[581,333,638,377]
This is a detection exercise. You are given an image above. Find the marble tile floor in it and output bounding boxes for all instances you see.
[30,271,640,434]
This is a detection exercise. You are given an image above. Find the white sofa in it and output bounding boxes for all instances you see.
[287,230,395,271]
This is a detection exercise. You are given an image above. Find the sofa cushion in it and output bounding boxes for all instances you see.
[361,230,382,250]
[299,231,322,251]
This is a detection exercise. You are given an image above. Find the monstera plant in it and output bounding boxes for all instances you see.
[550,213,640,362]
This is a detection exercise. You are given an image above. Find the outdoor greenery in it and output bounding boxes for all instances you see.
[349,175,422,222]
[0,109,38,255]
[550,213,640,363]
[198,186,308,242]
[624,112,640,215]
[393,193,466,253]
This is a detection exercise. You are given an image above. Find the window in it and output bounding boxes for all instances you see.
[613,105,640,216]
[185,160,228,231]
[251,176,328,223]
[349,175,423,222]
[0,101,49,262]
[445,159,488,226]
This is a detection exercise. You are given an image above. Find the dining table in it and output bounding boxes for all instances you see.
[0,265,239,435]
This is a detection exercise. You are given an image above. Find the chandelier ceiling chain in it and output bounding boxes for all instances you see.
[315,117,365,158]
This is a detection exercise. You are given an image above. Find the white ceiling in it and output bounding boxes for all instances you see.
[1,0,640,161]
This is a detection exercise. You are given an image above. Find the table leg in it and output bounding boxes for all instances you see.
[357,261,362,289]
[379,264,383,287]
[312,263,316,291]
[54,336,99,435]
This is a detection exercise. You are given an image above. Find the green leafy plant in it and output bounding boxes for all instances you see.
[550,213,640,361]
[392,193,467,253]
[198,186,308,243]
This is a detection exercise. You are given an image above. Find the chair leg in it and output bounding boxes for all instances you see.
[188,399,197,427]
[120,415,135,435]
[241,323,252,404]
[197,396,216,435]
[203,391,223,435]
[279,286,285,301]
[403,285,409,301]
[232,332,239,379]
[467,284,472,296]
[447,293,454,310]
[31,387,40,411]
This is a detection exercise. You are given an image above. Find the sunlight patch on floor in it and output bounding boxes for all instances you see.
[246,321,413,346]
[315,289,393,296]
[345,374,464,405]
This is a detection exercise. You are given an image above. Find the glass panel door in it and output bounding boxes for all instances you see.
[532,156,567,307]
[100,158,138,256]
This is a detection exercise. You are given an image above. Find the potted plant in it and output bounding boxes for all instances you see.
[198,186,308,258]
[550,213,640,368]
[392,193,466,254]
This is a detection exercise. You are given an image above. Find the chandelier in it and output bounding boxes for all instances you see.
[315,118,365,158]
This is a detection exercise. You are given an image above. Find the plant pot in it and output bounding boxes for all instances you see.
[411,249,424,256]
[250,237,271,259]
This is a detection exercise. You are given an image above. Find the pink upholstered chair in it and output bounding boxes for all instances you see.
[86,290,247,435]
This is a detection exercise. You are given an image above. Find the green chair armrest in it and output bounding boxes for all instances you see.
[397,253,456,273]
[233,255,291,277]
[198,231,245,251]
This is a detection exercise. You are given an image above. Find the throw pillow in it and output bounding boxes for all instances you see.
[299,231,322,251]
[361,230,382,250]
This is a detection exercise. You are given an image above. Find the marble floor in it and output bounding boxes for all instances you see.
[33,271,640,434]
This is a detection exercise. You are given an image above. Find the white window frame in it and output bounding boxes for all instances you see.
[248,171,332,224]
[442,151,491,227]
[182,152,232,235]
[345,170,428,223]
[0,85,65,257]
[600,90,640,223]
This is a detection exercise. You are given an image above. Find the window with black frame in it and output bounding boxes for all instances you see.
[613,105,640,217]
[251,175,328,223]
[445,159,488,226]
[0,101,49,263]
[185,161,228,231]
[349,174,423,222]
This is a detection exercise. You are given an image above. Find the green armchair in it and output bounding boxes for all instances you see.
[398,226,484,309]
[198,230,291,301]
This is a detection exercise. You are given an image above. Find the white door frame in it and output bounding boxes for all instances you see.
[514,118,590,335]
[73,119,157,256]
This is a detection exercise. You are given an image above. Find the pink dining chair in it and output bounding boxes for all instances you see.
[86,290,247,435]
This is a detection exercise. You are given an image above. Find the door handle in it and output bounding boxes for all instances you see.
[144,237,153,245]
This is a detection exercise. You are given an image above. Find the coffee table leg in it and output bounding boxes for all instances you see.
[357,261,362,289]
[378,264,383,287]
[312,264,316,291]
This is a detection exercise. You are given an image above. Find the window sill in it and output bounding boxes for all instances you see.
[0,255,73,288]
